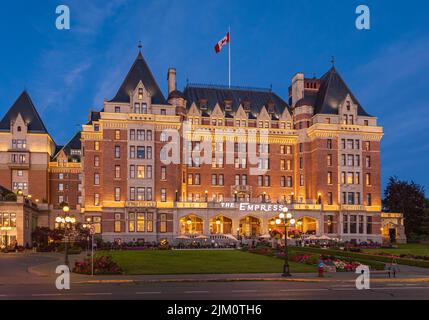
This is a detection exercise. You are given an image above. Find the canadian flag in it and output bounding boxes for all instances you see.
[214,32,230,53]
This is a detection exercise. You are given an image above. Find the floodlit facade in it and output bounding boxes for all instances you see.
[0,48,406,247]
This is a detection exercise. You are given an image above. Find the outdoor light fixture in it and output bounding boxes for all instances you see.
[277,210,294,277]
[56,204,75,267]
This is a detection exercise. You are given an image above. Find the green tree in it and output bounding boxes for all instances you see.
[383,177,427,240]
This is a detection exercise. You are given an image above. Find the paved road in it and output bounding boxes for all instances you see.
[1,281,429,300]
[0,253,58,284]
[1,253,429,300]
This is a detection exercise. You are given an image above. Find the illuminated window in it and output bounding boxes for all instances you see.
[138,88,143,100]
[137,166,145,179]
[327,172,333,185]
[347,172,354,185]
[161,167,167,180]
[147,213,154,232]
[94,194,100,206]
[94,141,100,151]
[161,189,167,202]
[327,154,332,166]
[114,188,121,202]
[137,213,145,232]
[128,213,135,233]
[114,213,122,233]
[137,188,145,201]
[366,173,371,186]
[115,165,121,179]
[160,214,167,233]
[115,130,121,140]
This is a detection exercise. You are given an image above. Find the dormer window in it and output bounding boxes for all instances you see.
[134,103,141,114]
[138,88,143,100]
[94,124,100,132]
[142,103,148,114]
[17,126,22,132]
[346,101,351,111]
[115,106,121,113]
[12,139,26,149]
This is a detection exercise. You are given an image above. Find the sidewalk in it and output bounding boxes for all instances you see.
[24,253,429,286]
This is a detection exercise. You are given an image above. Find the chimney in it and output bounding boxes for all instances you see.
[291,73,304,108]
[168,68,177,94]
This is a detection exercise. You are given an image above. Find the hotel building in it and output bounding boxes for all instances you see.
[0,49,407,247]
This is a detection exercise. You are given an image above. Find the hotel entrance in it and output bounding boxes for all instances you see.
[210,216,232,234]
[0,212,17,249]
[180,215,204,235]
[295,217,317,235]
[239,216,261,237]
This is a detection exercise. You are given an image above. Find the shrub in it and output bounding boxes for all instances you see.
[73,256,123,275]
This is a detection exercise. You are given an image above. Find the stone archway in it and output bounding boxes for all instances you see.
[210,215,233,235]
[179,215,204,235]
[239,216,261,237]
[296,216,318,235]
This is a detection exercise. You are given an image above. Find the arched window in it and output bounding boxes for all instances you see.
[17,126,22,132]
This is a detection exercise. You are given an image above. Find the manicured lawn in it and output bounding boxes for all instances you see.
[99,250,316,275]
[362,244,429,256]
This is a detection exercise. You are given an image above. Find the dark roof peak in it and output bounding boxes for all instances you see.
[0,91,50,134]
[109,52,166,105]
[183,85,290,115]
[314,67,372,117]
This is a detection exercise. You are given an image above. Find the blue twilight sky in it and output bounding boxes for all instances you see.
[0,0,428,193]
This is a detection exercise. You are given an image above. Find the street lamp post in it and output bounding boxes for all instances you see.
[83,219,96,277]
[276,207,296,277]
[55,205,75,267]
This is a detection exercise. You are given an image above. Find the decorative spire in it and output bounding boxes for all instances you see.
[331,56,336,68]
[138,41,142,52]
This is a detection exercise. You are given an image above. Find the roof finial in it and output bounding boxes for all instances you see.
[138,41,143,52]
[331,56,336,68]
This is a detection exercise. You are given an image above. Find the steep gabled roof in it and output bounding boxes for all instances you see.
[109,52,166,105]
[183,84,290,117]
[0,91,50,133]
[314,67,372,117]
[52,132,82,162]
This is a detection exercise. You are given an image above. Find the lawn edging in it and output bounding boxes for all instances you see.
[291,247,429,269]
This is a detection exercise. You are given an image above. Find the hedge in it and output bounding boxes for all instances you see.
[290,247,429,269]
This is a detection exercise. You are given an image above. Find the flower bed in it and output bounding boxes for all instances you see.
[73,256,123,275]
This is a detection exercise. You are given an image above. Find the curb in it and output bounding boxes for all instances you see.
[27,266,49,277]
[73,277,429,285]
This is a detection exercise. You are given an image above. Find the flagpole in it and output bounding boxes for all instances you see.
[228,26,231,88]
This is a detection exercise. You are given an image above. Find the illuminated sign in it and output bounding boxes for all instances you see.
[220,203,287,212]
